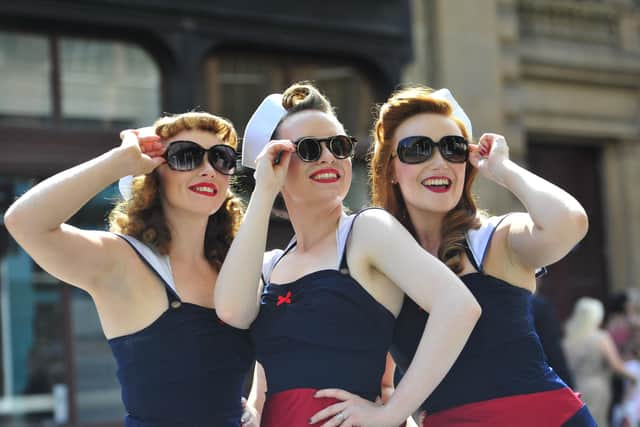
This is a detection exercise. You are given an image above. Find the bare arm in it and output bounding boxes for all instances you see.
[215,140,296,328]
[380,353,395,404]
[4,131,163,292]
[359,211,480,425]
[600,332,637,382]
[247,362,267,417]
[244,362,267,426]
[312,210,480,426]
[469,134,588,270]
[381,354,420,427]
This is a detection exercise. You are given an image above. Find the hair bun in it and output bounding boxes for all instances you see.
[280,81,333,114]
[282,84,311,110]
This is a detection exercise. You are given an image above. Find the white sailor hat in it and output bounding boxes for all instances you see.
[431,88,473,140]
[241,94,287,169]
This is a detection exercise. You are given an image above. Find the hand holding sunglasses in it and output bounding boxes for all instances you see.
[468,133,511,186]
[253,139,296,194]
[119,129,166,175]
[163,140,238,175]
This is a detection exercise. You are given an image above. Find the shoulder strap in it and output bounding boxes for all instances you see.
[261,237,297,285]
[465,215,548,276]
[465,215,509,273]
[115,233,180,301]
[337,208,387,272]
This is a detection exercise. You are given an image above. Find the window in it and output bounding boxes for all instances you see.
[0,31,160,426]
[60,38,160,129]
[0,31,160,130]
[0,33,52,126]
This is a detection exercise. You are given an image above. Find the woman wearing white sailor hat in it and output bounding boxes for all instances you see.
[215,81,480,427]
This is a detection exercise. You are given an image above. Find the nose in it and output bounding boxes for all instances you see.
[317,141,335,163]
[429,148,448,168]
[199,154,217,177]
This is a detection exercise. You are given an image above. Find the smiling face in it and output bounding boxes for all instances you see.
[392,113,467,216]
[276,110,352,207]
[157,129,231,217]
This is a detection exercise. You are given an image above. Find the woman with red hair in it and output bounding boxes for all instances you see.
[321,86,596,426]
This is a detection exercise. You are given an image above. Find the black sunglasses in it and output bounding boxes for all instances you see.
[394,135,469,164]
[163,140,237,175]
[293,135,356,162]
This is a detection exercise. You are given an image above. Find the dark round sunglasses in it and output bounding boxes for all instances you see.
[163,140,237,175]
[394,135,469,164]
[293,135,356,162]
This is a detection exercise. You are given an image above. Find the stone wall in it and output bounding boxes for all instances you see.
[405,0,640,292]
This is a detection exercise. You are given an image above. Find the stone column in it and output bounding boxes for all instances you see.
[603,139,640,292]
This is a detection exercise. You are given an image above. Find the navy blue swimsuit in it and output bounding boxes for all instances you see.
[108,235,254,427]
[251,211,395,426]
[391,217,595,426]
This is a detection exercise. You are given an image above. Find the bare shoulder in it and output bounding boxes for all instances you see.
[347,208,423,273]
[483,212,537,291]
[349,208,408,246]
[497,212,533,234]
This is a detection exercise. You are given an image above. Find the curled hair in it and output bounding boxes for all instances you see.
[108,112,243,271]
[273,81,336,137]
[370,86,482,274]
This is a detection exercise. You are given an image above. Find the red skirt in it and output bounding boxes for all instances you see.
[422,388,587,427]
[261,388,343,427]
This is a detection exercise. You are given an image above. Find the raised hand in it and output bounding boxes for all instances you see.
[119,127,165,176]
[468,133,511,186]
[252,139,296,196]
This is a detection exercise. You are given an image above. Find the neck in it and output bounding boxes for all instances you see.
[405,204,445,256]
[285,197,343,252]
[162,205,211,263]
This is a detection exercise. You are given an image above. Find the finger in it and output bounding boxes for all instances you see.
[257,140,296,163]
[467,151,483,168]
[479,139,492,157]
[341,418,359,427]
[477,133,493,149]
[241,397,247,408]
[138,135,161,144]
[315,388,356,401]
[120,129,138,140]
[140,142,163,154]
[274,148,293,170]
[309,401,348,425]
[149,157,166,169]
[319,412,347,427]
[135,126,156,136]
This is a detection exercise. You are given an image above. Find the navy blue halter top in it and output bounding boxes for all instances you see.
[108,235,254,427]
[391,216,565,414]
[251,211,395,400]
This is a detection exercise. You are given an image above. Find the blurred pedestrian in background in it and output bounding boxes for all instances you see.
[565,297,638,427]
